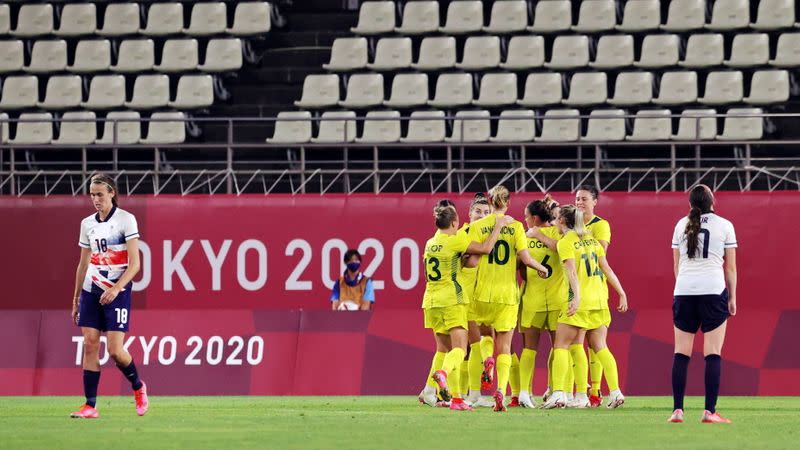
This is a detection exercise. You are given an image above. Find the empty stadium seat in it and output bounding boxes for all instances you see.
[0,76,39,109]
[198,38,242,72]
[500,36,545,69]
[662,0,705,31]
[590,35,634,68]
[725,34,769,67]
[9,113,53,144]
[294,74,340,108]
[717,108,762,140]
[428,73,473,107]
[266,111,313,144]
[446,110,490,143]
[0,40,24,73]
[227,2,271,36]
[544,35,590,69]
[142,3,184,36]
[489,109,536,143]
[706,0,749,31]
[518,73,563,107]
[68,40,112,73]
[535,109,581,142]
[473,73,517,106]
[0,5,9,35]
[672,109,718,140]
[55,4,97,37]
[384,73,429,107]
[400,110,446,143]
[698,71,743,105]
[125,74,170,109]
[456,36,501,70]
[184,2,227,36]
[111,39,155,73]
[83,75,126,109]
[11,4,54,37]
[368,37,412,70]
[155,39,199,72]
[608,72,654,106]
[744,70,790,104]
[311,111,357,143]
[563,72,608,105]
[635,34,680,68]
[39,75,83,109]
[140,112,186,144]
[440,0,483,34]
[97,111,142,144]
[626,109,672,141]
[528,0,571,33]
[583,109,626,141]
[24,40,67,74]
[0,113,8,143]
[356,110,401,143]
[396,1,439,34]
[572,0,617,32]
[770,34,800,67]
[484,0,528,33]
[97,3,141,36]
[617,0,660,32]
[751,0,794,30]
[324,38,369,71]
[653,72,698,105]
[412,37,456,70]
[680,34,724,68]
[53,111,97,145]
[339,73,384,108]
[351,1,395,35]
[169,74,214,108]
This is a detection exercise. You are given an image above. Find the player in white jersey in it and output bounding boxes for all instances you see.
[70,174,149,419]
[669,185,737,424]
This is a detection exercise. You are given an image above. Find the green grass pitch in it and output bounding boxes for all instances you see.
[2,396,797,449]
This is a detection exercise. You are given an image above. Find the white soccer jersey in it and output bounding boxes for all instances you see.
[78,206,140,291]
[671,212,737,296]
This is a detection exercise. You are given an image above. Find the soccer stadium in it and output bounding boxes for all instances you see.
[0,0,797,448]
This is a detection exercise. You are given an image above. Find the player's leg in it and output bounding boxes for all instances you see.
[420,332,448,406]
[670,326,694,423]
[479,325,495,391]
[72,327,102,418]
[587,326,624,408]
[105,289,148,416]
[543,330,556,402]
[446,326,471,410]
[543,323,580,408]
[567,331,589,408]
[702,320,729,423]
[466,320,483,403]
[588,347,603,396]
[518,326,540,408]
[493,329,514,412]
[508,351,521,407]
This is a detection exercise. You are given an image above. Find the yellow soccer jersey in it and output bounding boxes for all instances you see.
[557,230,608,311]
[467,214,528,305]
[585,215,611,244]
[521,226,567,312]
[422,229,471,309]
[460,223,478,298]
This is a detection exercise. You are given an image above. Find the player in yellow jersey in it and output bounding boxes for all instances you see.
[542,205,628,409]
[576,186,612,407]
[423,200,513,411]
[466,185,551,412]
[517,196,563,408]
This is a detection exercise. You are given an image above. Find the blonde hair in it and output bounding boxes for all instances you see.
[559,205,587,238]
[488,185,510,211]
[433,200,458,229]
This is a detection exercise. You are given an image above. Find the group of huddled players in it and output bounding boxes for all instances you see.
[417,185,627,411]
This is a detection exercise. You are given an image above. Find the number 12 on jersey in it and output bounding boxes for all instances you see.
[581,252,604,279]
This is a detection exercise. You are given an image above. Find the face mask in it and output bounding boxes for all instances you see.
[346,262,361,272]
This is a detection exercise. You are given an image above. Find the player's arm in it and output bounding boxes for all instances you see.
[517,249,549,278]
[526,227,558,250]
[724,248,737,316]
[598,256,628,313]
[100,238,141,305]
[463,253,480,268]
[72,247,92,324]
[562,258,580,316]
[598,240,609,252]
[672,249,680,278]
[466,215,512,255]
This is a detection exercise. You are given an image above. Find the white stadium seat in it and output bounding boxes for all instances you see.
[324,38,368,71]
[83,75,126,109]
[0,40,24,73]
[400,110,446,143]
[473,73,518,107]
[140,112,186,144]
[572,0,617,33]
[635,34,680,68]
[97,111,142,144]
[155,39,199,72]
[662,0,706,32]
[266,111,313,144]
[294,74,340,108]
[484,0,528,33]
[617,0,660,32]
[227,2,271,36]
[706,0,749,31]
[0,5,9,35]
[608,72,654,106]
[518,73,563,107]
[97,3,141,36]
[125,74,171,109]
[0,76,39,110]
[112,39,155,73]
[356,110,401,143]
[725,34,769,67]
[653,71,699,105]
[439,0,483,34]
[53,111,97,145]
[456,36,501,70]
[11,4,54,37]
[396,1,439,34]
[39,75,83,109]
[169,74,214,109]
[311,111,357,143]
[428,73,473,107]
[770,33,800,67]
[198,38,242,72]
[24,40,68,74]
[717,108,762,140]
[490,109,536,143]
[680,34,724,68]
[626,109,672,141]
[184,2,227,36]
[9,113,53,145]
[500,36,545,69]
[590,35,634,69]
[69,40,112,73]
[672,109,718,140]
[583,109,626,141]
[351,1,395,35]
[535,109,581,142]
[446,110,491,143]
[368,38,412,70]
[384,73,429,107]
[544,35,590,69]
[142,3,184,36]
[563,72,608,105]
[0,113,8,143]
[744,70,790,105]
[55,4,97,36]
[751,0,795,30]
[698,71,743,105]
[412,37,456,70]
[339,73,385,108]
[528,0,571,33]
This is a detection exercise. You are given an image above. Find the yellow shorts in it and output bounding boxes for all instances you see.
[599,308,612,328]
[520,309,560,331]
[557,309,608,330]
[470,301,518,332]
[424,304,468,335]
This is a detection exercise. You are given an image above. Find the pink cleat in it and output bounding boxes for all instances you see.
[702,410,731,423]
[589,394,603,408]
[449,398,473,411]
[432,370,452,402]
[70,404,99,419]
[668,409,684,423]
[435,400,451,408]
[493,391,507,412]
[134,382,149,416]
[507,396,520,408]
[481,357,496,391]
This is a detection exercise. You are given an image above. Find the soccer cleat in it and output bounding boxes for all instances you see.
[519,391,537,408]
[435,400,451,408]
[481,357,496,391]
[542,387,553,403]
[542,391,567,409]
[492,391,507,412]
[432,370,452,402]
[419,386,438,407]
[566,392,574,402]
[668,409,685,423]
[606,389,625,409]
[507,396,520,408]
[589,393,603,408]
[702,410,732,423]
[70,404,99,419]
[449,398,473,411]
[134,382,149,416]
[566,393,590,408]
[465,390,481,406]
[474,396,495,408]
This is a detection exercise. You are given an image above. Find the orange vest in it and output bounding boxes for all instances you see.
[338,274,369,307]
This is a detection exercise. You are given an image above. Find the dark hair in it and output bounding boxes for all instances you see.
[685,185,714,259]
[343,249,361,263]
[470,192,489,209]
[526,197,553,223]
[90,173,118,206]
[434,199,458,229]
[576,185,599,200]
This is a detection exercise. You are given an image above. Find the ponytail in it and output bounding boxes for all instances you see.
[434,199,458,229]
[559,205,587,237]
[684,184,714,258]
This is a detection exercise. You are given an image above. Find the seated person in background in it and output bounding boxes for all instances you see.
[330,249,375,311]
